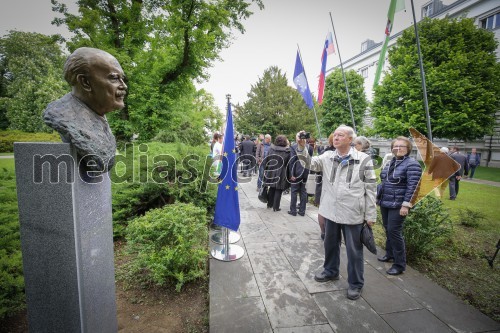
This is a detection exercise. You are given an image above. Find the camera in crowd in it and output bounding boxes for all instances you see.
[299,132,310,139]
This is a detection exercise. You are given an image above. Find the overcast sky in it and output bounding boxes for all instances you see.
[0,0,448,112]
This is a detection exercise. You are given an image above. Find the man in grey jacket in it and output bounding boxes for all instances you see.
[296,126,377,300]
[449,146,469,200]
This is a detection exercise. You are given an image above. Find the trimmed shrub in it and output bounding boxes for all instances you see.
[0,165,24,319]
[457,208,486,228]
[403,196,453,260]
[0,130,61,153]
[125,203,208,291]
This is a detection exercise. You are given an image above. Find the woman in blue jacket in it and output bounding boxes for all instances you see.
[377,137,422,275]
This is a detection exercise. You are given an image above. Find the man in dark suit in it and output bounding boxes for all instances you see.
[288,134,313,216]
[239,136,255,177]
[449,146,469,200]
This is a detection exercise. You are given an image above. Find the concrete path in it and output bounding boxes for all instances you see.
[209,176,499,333]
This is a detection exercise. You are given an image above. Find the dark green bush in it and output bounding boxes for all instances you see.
[0,166,24,319]
[0,130,61,153]
[404,196,453,260]
[111,142,217,238]
[125,203,208,291]
[457,208,486,228]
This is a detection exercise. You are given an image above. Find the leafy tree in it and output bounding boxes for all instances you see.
[51,0,263,141]
[0,31,67,132]
[0,55,9,129]
[234,66,317,140]
[372,17,500,140]
[320,68,368,135]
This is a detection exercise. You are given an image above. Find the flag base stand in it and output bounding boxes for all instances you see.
[211,230,240,244]
[210,227,244,261]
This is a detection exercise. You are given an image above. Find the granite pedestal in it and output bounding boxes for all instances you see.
[14,142,117,333]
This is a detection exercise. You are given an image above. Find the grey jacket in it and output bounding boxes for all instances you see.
[298,147,377,225]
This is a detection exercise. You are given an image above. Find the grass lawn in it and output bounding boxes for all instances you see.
[0,152,14,156]
[0,157,15,172]
[472,165,500,182]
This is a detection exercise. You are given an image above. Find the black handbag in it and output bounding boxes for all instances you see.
[258,186,268,203]
[360,222,377,254]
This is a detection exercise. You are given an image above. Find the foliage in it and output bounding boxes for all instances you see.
[403,196,452,260]
[234,66,317,140]
[320,68,368,135]
[0,130,61,153]
[0,31,68,132]
[0,162,24,319]
[457,207,486,228]
[125,204,208,292]
[372,17,500,140]
[111,142,217,238]
[152,89,223,146]
[51,0,263,141]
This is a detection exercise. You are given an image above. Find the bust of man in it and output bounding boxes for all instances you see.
[43,47,127,173]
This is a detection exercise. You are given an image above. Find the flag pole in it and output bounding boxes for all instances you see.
[329,12,356,133]
[410,0,432,142]
[297,44,323,140]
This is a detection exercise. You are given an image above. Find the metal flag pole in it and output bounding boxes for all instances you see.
[210,94,244,262]
[410,0,433,141]
[329,12,356,133]
[297,44,323,140]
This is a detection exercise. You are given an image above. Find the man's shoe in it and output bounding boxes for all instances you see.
[386,267,404,275]
[347,287,362,300]
[298,212,305,216]
[314,271,339,282]
[377,255,394,262]
[287,211,297,216]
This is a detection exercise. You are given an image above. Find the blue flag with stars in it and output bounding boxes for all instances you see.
[213,101,240,231]
[293,50,314,109]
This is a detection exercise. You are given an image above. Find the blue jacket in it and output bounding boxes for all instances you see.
[288,143,313,180]
[378,156,422,209]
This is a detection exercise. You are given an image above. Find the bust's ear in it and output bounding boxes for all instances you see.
[76,74,92,92]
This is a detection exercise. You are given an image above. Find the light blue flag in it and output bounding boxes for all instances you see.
[293,50,314,109]
[213,101,241,231]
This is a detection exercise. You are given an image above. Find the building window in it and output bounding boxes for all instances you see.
[361,41,368,52]
[361,67,368,78]
[480,12,500,30]
[422,3,433,18]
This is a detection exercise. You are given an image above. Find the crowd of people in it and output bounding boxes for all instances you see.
[210,126,478,300]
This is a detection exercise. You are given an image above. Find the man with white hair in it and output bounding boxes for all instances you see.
[295,125,377,300]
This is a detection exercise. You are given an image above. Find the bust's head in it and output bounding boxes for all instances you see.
[64,47,127,116]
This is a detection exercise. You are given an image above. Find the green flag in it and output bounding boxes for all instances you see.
[373,0,406,88]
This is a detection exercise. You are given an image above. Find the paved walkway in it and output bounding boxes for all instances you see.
[209,177,499,333]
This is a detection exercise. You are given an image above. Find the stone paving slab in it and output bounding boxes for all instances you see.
[381,308,454,333]
[210,296,272,333]
[274,324,334,333]
[245,241,295,274]
[314,291,395,333]
[254,270,329,329]
[209,257,260,299]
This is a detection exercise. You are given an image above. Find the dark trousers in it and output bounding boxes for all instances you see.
[290,179,307,214]
[380,206,407,271]
[469,165,477,179]
[449,176,460,199]
[323,219,364,289]
[267,187,283,210]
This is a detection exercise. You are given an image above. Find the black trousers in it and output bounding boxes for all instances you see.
[267,187,283,210]
[290,179,307,214]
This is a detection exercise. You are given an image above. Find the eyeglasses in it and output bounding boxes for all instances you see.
[393,145,407,149]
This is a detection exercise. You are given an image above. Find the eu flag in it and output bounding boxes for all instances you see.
[213,101,240,231]
[293,50,314,109]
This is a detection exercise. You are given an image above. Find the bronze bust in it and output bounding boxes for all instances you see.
[43,47,127,173]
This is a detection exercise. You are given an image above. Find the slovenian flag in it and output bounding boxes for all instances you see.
[318,33,334,105]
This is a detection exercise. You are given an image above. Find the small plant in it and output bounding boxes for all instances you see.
[125,203,209,292]
[457,208,486,228]
[403,196,453,261]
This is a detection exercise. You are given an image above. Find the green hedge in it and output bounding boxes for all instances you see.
[111,141,217,238]
[125,203,209,291]
[0,130,61,153]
